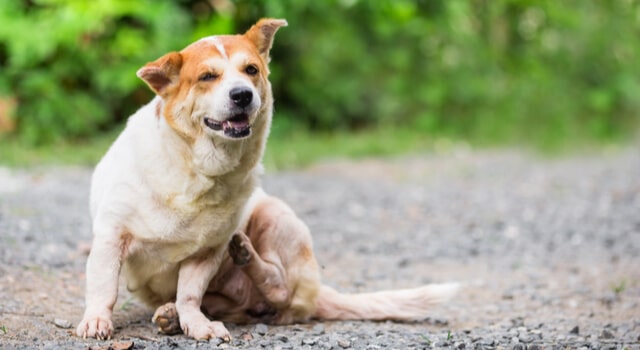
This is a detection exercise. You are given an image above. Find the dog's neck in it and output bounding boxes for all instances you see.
[154,97,269,184]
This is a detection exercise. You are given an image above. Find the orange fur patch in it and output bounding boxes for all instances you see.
[299,245,313,261]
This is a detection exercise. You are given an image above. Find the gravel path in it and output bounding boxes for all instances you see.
[1,148,639,349]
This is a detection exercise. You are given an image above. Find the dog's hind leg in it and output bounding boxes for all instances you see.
[228,232,290,307]
[152,302,181,335]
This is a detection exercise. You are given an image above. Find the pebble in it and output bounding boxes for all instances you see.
[273,344,293,350]
[511,318,525,328]
[53,318,72,329]
[337,339,352,348]
[502,291,515,300]
[210,338,224,347]
[569,325,580,335]
[600,292,618,307]
[476,338,495,346]
[454,342,466,349]
[518,334,533,343]
[600,329,615,339]
[274,333,289,342]
[311,323,325,335]
[302,337,318,346]
[254,323,269,336]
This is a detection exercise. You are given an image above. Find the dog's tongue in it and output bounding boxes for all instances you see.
[224,114,249,129]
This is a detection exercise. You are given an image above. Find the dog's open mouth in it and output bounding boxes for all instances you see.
[204,114,251,138]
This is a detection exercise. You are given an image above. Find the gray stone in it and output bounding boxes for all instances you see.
[337,339,351,348]
[302,337,318,346]
[518,334,534,343]
[569,326,580,335]
[599,329,615,339]
[254,323,269,336]
[52,318,72,329]
[311,323,325,335]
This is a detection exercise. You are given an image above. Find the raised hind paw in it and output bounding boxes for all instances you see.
[228,232,253,266]
[152,302,182,335]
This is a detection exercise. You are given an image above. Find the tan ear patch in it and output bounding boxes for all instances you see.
[244,18,288,59]
[137,52,183,95]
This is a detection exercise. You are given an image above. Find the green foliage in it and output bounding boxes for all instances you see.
[0,0,190,144]
[0,0,639,149]
[257,0,640,147]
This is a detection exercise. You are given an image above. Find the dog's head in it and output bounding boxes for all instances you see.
[137,18,287,142]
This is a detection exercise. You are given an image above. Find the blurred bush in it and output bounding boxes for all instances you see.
[0,0,191,144]
[1,0,639,147]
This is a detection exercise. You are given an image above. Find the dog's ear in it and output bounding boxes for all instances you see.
[244,18,288,61]
[136,52,183,96]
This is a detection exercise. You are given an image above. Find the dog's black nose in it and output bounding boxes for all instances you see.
[230,87,253,108]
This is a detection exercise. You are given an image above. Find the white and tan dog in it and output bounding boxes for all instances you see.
[76,18,288,341]
[78,18,458,342]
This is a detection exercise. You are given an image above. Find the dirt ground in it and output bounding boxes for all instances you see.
[1,149,639,349]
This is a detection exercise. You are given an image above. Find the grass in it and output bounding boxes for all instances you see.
[0,125,467,170]
[611,279,627,295]
[119,296,134,311]
[0,127,124,168]
[420,335,432,346]
[264,126,461,170]
[0,123,633,170]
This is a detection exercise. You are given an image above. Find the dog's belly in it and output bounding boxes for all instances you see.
[120,199,246,304]
[121,233,227,305]
[123,256,180,305]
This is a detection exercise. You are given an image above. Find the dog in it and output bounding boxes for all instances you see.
[151,188,459,336]
[76,18,288,341]
[77,18,458,342]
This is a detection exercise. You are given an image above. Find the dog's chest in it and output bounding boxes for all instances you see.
[118,176,255,296]
[130,193,244,251]
[122,176,243,256]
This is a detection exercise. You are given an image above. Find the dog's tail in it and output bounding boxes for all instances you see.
[313,283,459,321]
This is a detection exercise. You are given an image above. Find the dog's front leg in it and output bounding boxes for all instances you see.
[76,230,125,340]
[175,248,230,341]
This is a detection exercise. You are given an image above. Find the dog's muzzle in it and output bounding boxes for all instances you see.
[203,86,257,139]
[204,114,251,138]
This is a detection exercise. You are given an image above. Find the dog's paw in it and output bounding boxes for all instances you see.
[182,320,231,341]
[76,314,113,340]
[228,233,252,266]
[152,302,182,335]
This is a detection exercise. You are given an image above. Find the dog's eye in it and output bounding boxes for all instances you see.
[199,72,219,82]
[245,65,259,76]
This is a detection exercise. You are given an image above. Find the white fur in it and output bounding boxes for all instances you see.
[76,18,288,341]
[199,36,228,60]
[78,96,264,340]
